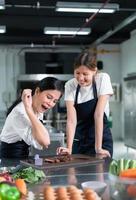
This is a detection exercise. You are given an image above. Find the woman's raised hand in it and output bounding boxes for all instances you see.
[21,89,33,110]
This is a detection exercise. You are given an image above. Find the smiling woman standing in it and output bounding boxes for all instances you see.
[57,50,113,157]
[0,77,64,158]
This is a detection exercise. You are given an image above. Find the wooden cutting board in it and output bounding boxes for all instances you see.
[20,154,104,170]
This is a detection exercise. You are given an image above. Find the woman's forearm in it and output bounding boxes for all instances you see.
[65,101,77,153]
[94,95,109,152]
[94,114,111,157]
[66,121,76,152]
[94,114,103,152]
[26,108,50,147]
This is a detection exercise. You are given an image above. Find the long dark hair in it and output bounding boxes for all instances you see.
[7,77,64,116]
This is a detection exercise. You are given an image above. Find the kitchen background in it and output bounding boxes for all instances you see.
[0,0,136,158]
[0,37,136,156]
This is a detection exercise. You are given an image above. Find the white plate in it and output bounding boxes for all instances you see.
[81,181,107,195]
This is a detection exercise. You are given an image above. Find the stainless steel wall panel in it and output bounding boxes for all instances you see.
[124,77,136,149]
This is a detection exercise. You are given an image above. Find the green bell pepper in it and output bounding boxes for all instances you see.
[0,183,20,200]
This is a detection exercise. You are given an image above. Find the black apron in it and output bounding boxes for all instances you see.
[72,81,113,157]
[0,119,44,159]
[0,140,30,159]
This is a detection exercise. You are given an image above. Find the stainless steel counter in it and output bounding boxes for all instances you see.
[0,156,111,200]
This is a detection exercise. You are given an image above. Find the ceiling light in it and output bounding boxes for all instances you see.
[44,27,91,35]
[0,26,6,33]
[0,0,5,9]
[56,2,119,13]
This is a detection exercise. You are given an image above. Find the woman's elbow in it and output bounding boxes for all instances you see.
[94,111,104,121]
[39,137,50,147]
[67,117,77,126]
[43,138,50,147]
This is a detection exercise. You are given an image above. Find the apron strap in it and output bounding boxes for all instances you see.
[74,84,80,105]
[92,79,97,99]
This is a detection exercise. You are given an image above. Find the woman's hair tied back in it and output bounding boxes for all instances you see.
[74,49,97,71]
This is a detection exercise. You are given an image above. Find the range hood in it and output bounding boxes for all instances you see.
[18,74,73,82]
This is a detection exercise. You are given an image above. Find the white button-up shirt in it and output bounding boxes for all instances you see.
[0,102,43,149]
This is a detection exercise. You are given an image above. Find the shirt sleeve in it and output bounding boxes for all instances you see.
[96,73,113,96]
[14,106,43,149]
[64,79,76,101]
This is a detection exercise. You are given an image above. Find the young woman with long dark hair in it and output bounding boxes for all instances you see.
[0,77,64,158]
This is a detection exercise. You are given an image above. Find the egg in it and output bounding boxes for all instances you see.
[67,185,77,192]
[56,186,68,198]
[83,188,98,200]
[43,186,55,200]
[70,192,83,200]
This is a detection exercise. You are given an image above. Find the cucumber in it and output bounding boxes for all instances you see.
[116,158,125,175]
[109,160,118,175]
[109,159,136,176]
[124,159,131,170]
[129,159,136,168]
